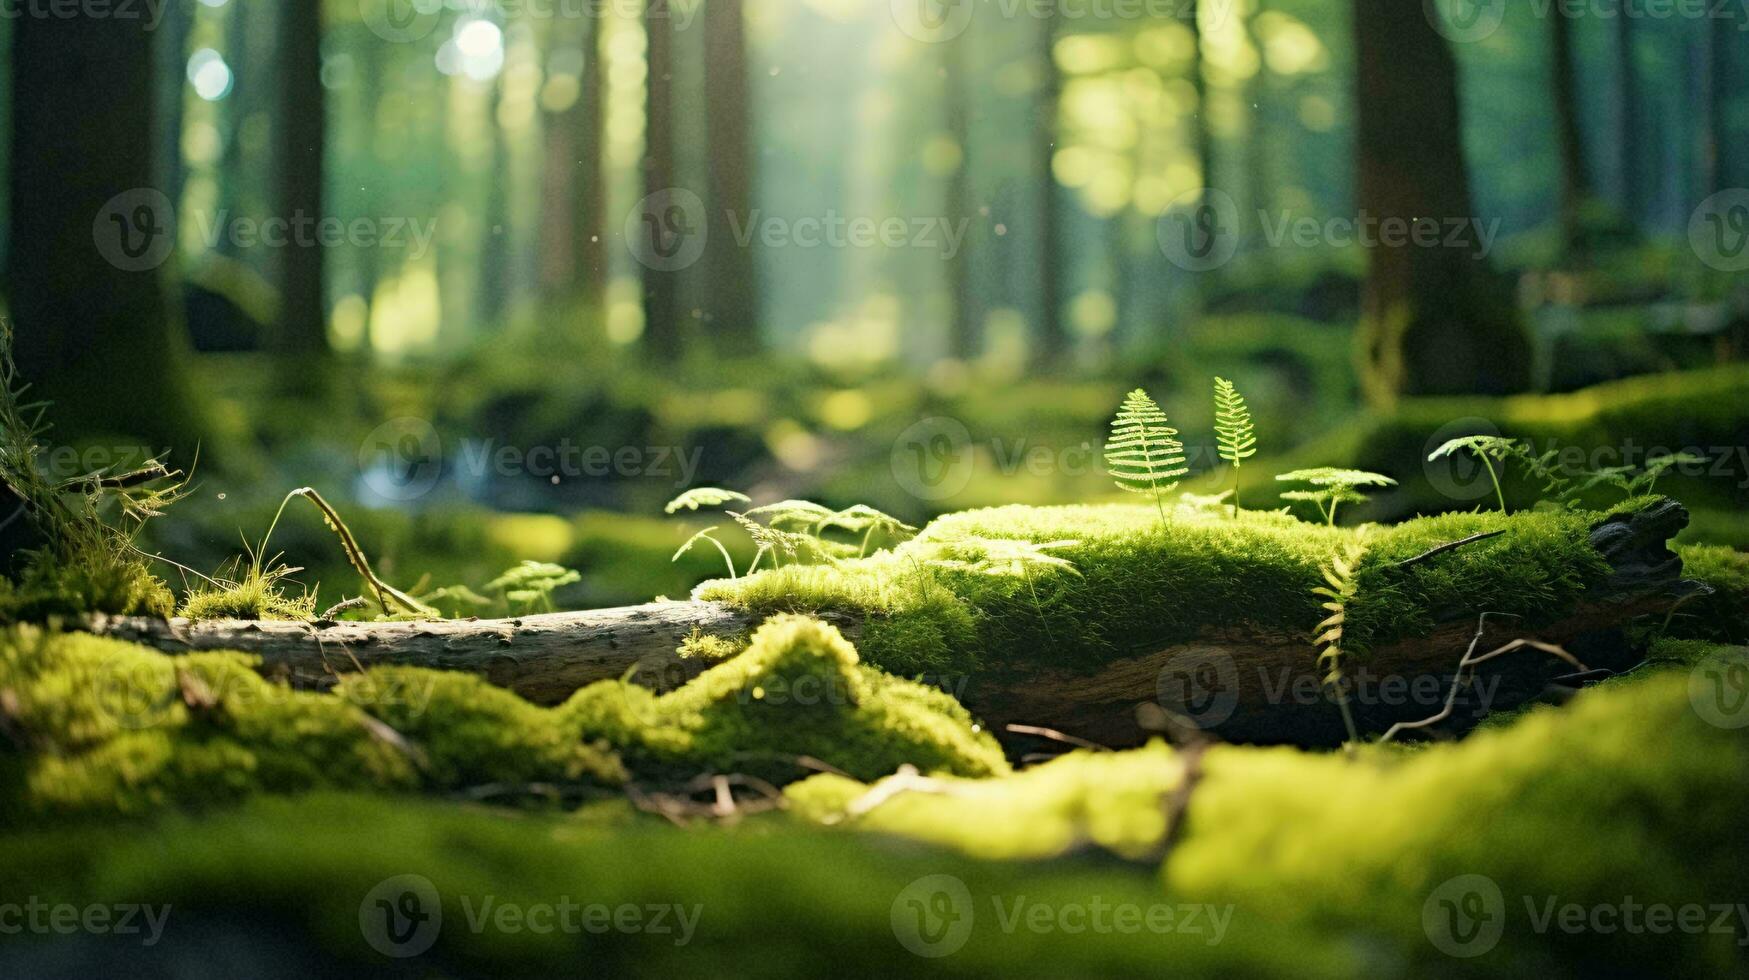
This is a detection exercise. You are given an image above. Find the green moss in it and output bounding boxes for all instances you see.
[0,552,174,622]
[0,628,622,823]
[1169,667,1749,976]
[563,615,1008,783]
[1669,543,1749,644]
[788,741,1181,860]
[0,792,1356,977]
[178,568,317,622]
[701,502,1621,677]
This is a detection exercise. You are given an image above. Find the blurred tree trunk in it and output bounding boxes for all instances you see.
[356,29,383,351]
[944,36,976,361]
[1245,0,1271,221]
[540,20,607,311]
[1352,0,1531,402]
[478,79,511,329]
[274,0,329,359]
[157,1,193,219]
[6,14,203,448]
[1551,12,1592,258]
[1033,13,1065,369]
[641,3,684,362]
[1615,15,1642,225]
[1188,0,1214,195]
[703,0,760,356]
[1707,16,1730,193]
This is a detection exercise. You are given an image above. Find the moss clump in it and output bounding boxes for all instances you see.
[700,502,1622,678]
[1671,543,1749,644]
[177,567,317,622]
[0,628,623,823]
[0,553,175,622]
[788,740,1181,860]
[563,615,1008,783]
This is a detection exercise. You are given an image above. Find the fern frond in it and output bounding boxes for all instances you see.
[1212,377,1257,466]
[1311,531,1371,747]
[665,487,752,514]
[1104,389,1187,518]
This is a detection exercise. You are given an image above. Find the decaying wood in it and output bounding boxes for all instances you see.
[87,500,1701,747]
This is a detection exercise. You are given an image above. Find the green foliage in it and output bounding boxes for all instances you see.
[178,559,316,622]
[663,487,752,514]
[1275,468,1397,525]
[0,322,178,620]
[1311,533,1370,746]
[485,561,582,613]
[1104,388,1187,522]
[1213,377,1257,512]
[563,615,1008,783]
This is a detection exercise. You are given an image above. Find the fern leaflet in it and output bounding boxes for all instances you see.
[1104,388,1187,523]
[1213,377,1257,513]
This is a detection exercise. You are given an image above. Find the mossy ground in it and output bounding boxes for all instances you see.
[700,501,1618,678]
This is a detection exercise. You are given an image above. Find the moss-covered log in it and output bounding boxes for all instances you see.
[88,500,1700,748]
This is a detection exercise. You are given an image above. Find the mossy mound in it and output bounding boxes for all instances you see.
[0,629,623,823]
[784,655,1749,974]
[700,502,1620,679]
[0,792,1358,977]
[0,554,174,623]
[1673,543,1749,644]
[788,740,1181,861]
[563,615,1008,783]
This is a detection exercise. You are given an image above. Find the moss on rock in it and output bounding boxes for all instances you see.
[563,614,1007,783]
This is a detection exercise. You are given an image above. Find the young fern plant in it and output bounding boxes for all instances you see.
[1277,468,1396,526]
[1212,377,1257,515]
[1313,532,1370,752]
[1104,389,1187,525]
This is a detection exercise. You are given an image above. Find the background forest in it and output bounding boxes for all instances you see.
[2,0,1746,614]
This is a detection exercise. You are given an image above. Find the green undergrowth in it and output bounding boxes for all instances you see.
[783,652,1749,975]
[564,615,1007,783]
[0,793,1356,977]
[0,555,174,623]
[699,501,1621,679]
[0,617,1002,823]
[1672,543,1749,644]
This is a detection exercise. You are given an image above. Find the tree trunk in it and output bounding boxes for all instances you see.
[540,20,607,310]
[1033,14,1066,369]
[273,0,330,359]
[1550,12,1591,258]
[6,13,204,449]
[1706,16,1730,194]
[477,79,511,329]
[640,2,684,362]
[1352,0,1531,402]
[702,0,760,356]
[944,36,977,361]
[92,503,1697,749]
[1616,15,1642,224]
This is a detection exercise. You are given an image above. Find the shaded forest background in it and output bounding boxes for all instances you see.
[1,0,1745,609]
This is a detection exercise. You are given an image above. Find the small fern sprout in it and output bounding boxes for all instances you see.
[665,487,752,515]
[1213,377,1257,515]
[1105,388,1188,525]
[1312,531,1371,750]
[673,526,739,579]
[818,504,919,557]
[1427,436,1523,513]
[744,499,838,530]
[1276,469,1396,526]
[1636,451,1709,496]
[485,561,582,614]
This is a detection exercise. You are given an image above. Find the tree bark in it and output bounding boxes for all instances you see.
[273,0,330,360]
[1352,0,1532,402]
[90,503,1696,748]
[6,12,204,450]
[1551,11,1592,257]
[640,1,684,362]
[702,0,760,356]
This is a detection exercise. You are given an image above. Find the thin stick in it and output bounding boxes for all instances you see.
[1004,723,1110,753]
[1396,530,1507,570]
[1379,614,1586,744]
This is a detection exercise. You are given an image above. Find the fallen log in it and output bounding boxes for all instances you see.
[88,500,1700,747]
